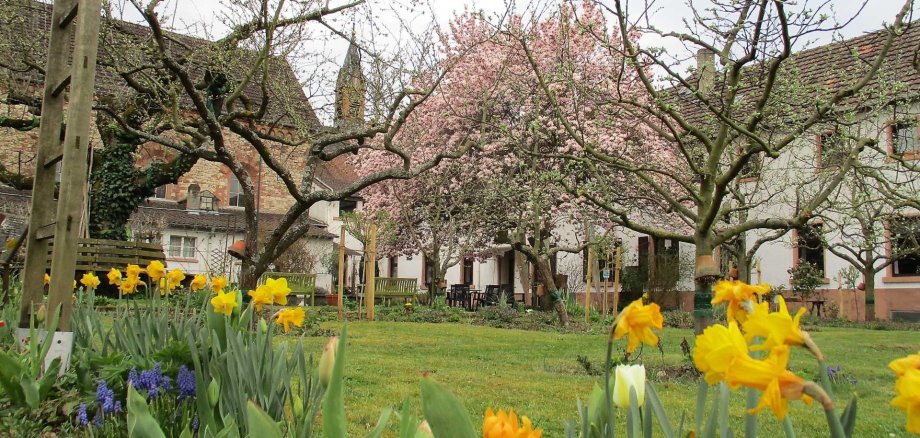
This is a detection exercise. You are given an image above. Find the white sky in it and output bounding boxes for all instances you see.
[113,0,911,120]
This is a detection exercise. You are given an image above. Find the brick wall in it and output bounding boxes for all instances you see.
[0,95,308,215]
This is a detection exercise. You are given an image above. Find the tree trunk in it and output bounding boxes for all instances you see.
[862,268,875,321]
[535,257,568,327]
[239,257,264,291]
[516,252,531,307]
[693,241,720,333]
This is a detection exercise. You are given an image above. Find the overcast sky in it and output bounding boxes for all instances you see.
[113,0,910,120]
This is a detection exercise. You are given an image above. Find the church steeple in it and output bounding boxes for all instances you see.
[334,35,366,126]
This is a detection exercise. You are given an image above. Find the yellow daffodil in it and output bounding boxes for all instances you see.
[711,280,771,323]
[275,306,305,333]
[119,276,139,295]
[80,272,101,289]
[482,408,542,438]
[210,290,238,317]
[724,346,812,420]
[5,238,16,250]
[211,276,228,293]
[126,264,143,280]
[693,321,749,385]
[613,298,663,353]
[43,273,50,286]
[742,296,806,351]
[159,278,168,295]
[107,268,122,286]
[890,351,920,377]
[73,279,77,290]
[613,364,646,408]
[248,285,274,312]
[166,268,186,292]
[146,260,165,283]
[190,274,207,291]
[266,277,291,305]
[891,368,920,434]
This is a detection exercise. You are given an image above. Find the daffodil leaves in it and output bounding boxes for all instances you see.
[419,378,477,438]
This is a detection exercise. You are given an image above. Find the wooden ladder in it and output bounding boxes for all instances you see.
[18,0,103,339]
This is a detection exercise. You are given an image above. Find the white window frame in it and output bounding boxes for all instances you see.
[168,235,197,259]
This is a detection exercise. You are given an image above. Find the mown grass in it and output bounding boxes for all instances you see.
[294,320,918,437]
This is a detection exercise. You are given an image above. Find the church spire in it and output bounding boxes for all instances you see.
[334,32,366,126]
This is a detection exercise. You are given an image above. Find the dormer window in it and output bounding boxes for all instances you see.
[199,191,216,211]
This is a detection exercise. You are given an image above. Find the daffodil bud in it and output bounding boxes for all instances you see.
[417,420,433,437]
[292,394,304,419]
[258,318,268,334]
[35,304,47,324]
[208,378,220,408]
[318,336,339,388]
[612,364,646,408]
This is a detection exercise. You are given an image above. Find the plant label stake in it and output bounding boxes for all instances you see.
[14,329,73,376]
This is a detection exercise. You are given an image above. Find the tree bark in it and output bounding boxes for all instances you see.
[534,255,569,327]
[516,252,531,307]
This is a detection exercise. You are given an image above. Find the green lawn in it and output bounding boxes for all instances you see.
[294,321,918,437]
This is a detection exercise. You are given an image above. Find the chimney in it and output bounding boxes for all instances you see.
[187,184,201,210]
[696,48,716,96]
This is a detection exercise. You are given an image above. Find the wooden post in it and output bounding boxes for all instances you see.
[603,249,610,316]
[612,246,622,317]
[365,224,378,320]
[337,227,346,320]
[20,0,102,335]
[585,246,593,323]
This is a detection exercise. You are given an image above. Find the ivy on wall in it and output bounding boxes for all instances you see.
[88,116,197,240]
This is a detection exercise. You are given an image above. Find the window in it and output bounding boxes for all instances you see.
[152,184,168,199]
[228,174,243,207]
[389,256,399,277]
[796,224,825,276]
[818,132,847,168]
[461,258,474,285]
[199,192,216,211]
[892,121,919,155]
[168,235,197,259]
[892,218,920,277]
[740,153,762,179]
[339,199,358,215]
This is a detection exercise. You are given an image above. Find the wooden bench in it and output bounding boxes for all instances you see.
[373,277,418,305]
[46,238,165,272]
[259,272,316,306]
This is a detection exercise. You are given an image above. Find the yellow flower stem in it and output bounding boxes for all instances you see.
[802,381,845,438]
[801,331,825,362]
[744,388,757,438]
[817,358,835,400]
[782,416,797,438]
[603,324,616,436]
[745,336,763,438]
